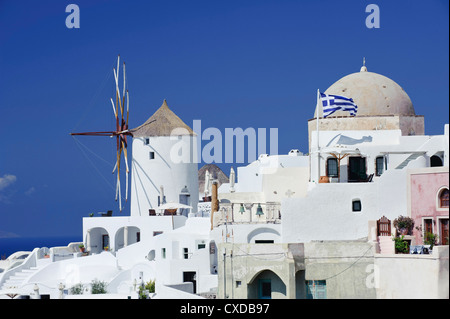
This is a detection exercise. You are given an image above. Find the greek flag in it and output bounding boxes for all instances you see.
[320,92,358,117]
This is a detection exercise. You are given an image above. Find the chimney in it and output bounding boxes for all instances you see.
[210,180,219,230]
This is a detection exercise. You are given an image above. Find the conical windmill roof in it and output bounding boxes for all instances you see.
[131,100,195,137]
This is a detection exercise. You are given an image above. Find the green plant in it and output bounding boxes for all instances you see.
[145,279,155,293]
[91,279,107,294]
[393,235,409,254]
[89,213,94,217]
[138,280,156,299]
[424,232,438,249]
[70,283,84,295]
[393,215,415,235]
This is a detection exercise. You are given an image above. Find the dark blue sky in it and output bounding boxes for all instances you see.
[0,0,448,237]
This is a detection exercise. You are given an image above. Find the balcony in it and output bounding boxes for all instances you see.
[213,202,281,227]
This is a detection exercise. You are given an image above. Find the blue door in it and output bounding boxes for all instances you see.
[258,279,271,299]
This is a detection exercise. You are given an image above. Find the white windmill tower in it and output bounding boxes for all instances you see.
[130,100,199,216]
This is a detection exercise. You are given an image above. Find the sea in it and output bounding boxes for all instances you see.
[0,236,82,259]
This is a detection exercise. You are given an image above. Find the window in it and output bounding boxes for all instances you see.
[255,240,274,244]
[306,280,327,299]
[183,248,189,259]
[352,200,362,212]
[424,219,433,235]
[439,188,449,208]
[197,244,206,250]
[326,158,338,177]
[144,138,150,145]
[149,152,155,159]
[161,248,166,259]
[375,156,384,176]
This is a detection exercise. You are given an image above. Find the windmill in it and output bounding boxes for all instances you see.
[71,55,132,211]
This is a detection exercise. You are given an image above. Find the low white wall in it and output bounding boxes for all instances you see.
[375,246,449,299]
[28,252,120,288]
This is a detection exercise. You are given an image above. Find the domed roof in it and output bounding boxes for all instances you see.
[315,63,415,117]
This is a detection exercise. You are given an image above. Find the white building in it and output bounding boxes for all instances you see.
[0,62,447,300]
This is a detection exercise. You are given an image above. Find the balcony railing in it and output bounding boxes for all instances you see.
[213,202,281,227]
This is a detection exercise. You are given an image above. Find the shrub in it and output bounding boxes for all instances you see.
[138,280,156,299]
[424,232,439,249]
[393,235,409,254]
[70,283,84,295]
[91,279,107,294]
[145,279,156,293]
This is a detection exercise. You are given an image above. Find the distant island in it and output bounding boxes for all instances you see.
[0,231,20,238]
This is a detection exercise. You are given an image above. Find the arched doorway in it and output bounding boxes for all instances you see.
[431,155,443,167]
[86,227,109,254]
[115,226,141,251]
[247,270,286,299]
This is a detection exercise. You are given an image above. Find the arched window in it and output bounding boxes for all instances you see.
[439,188,449,208]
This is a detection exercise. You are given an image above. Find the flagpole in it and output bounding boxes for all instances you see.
[316,89,321,183]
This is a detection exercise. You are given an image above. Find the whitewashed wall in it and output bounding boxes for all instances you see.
[130,135,199,217]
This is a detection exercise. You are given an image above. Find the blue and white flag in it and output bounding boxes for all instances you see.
[320,92,358,117]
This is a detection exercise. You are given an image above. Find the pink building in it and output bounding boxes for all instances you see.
[408,167,449,246]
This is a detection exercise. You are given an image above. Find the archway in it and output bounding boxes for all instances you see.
[86,227,109,254]
[115,226,141,251]
[247,270,286,299]
[430,155,443,167]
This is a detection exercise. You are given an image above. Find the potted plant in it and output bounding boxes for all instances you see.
[424,232,438,250]
[393,215,415,235]
[393,235,409,254]
[138,280,156,299]
[79,244,85,253]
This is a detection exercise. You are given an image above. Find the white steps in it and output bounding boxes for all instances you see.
[1,267,39,290]
[378,236,394,254]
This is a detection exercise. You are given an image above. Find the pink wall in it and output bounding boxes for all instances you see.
[410,171,449,245]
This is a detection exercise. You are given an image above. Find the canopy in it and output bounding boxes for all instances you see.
[321,145,361,156]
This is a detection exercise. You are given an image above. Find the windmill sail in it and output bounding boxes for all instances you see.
[71,55,132,212]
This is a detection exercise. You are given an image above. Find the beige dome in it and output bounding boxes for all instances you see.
[316,66,415,117]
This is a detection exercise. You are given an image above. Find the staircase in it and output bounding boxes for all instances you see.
[395,153,423,169]
[0,267,39,290]
[378,236,395,254]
